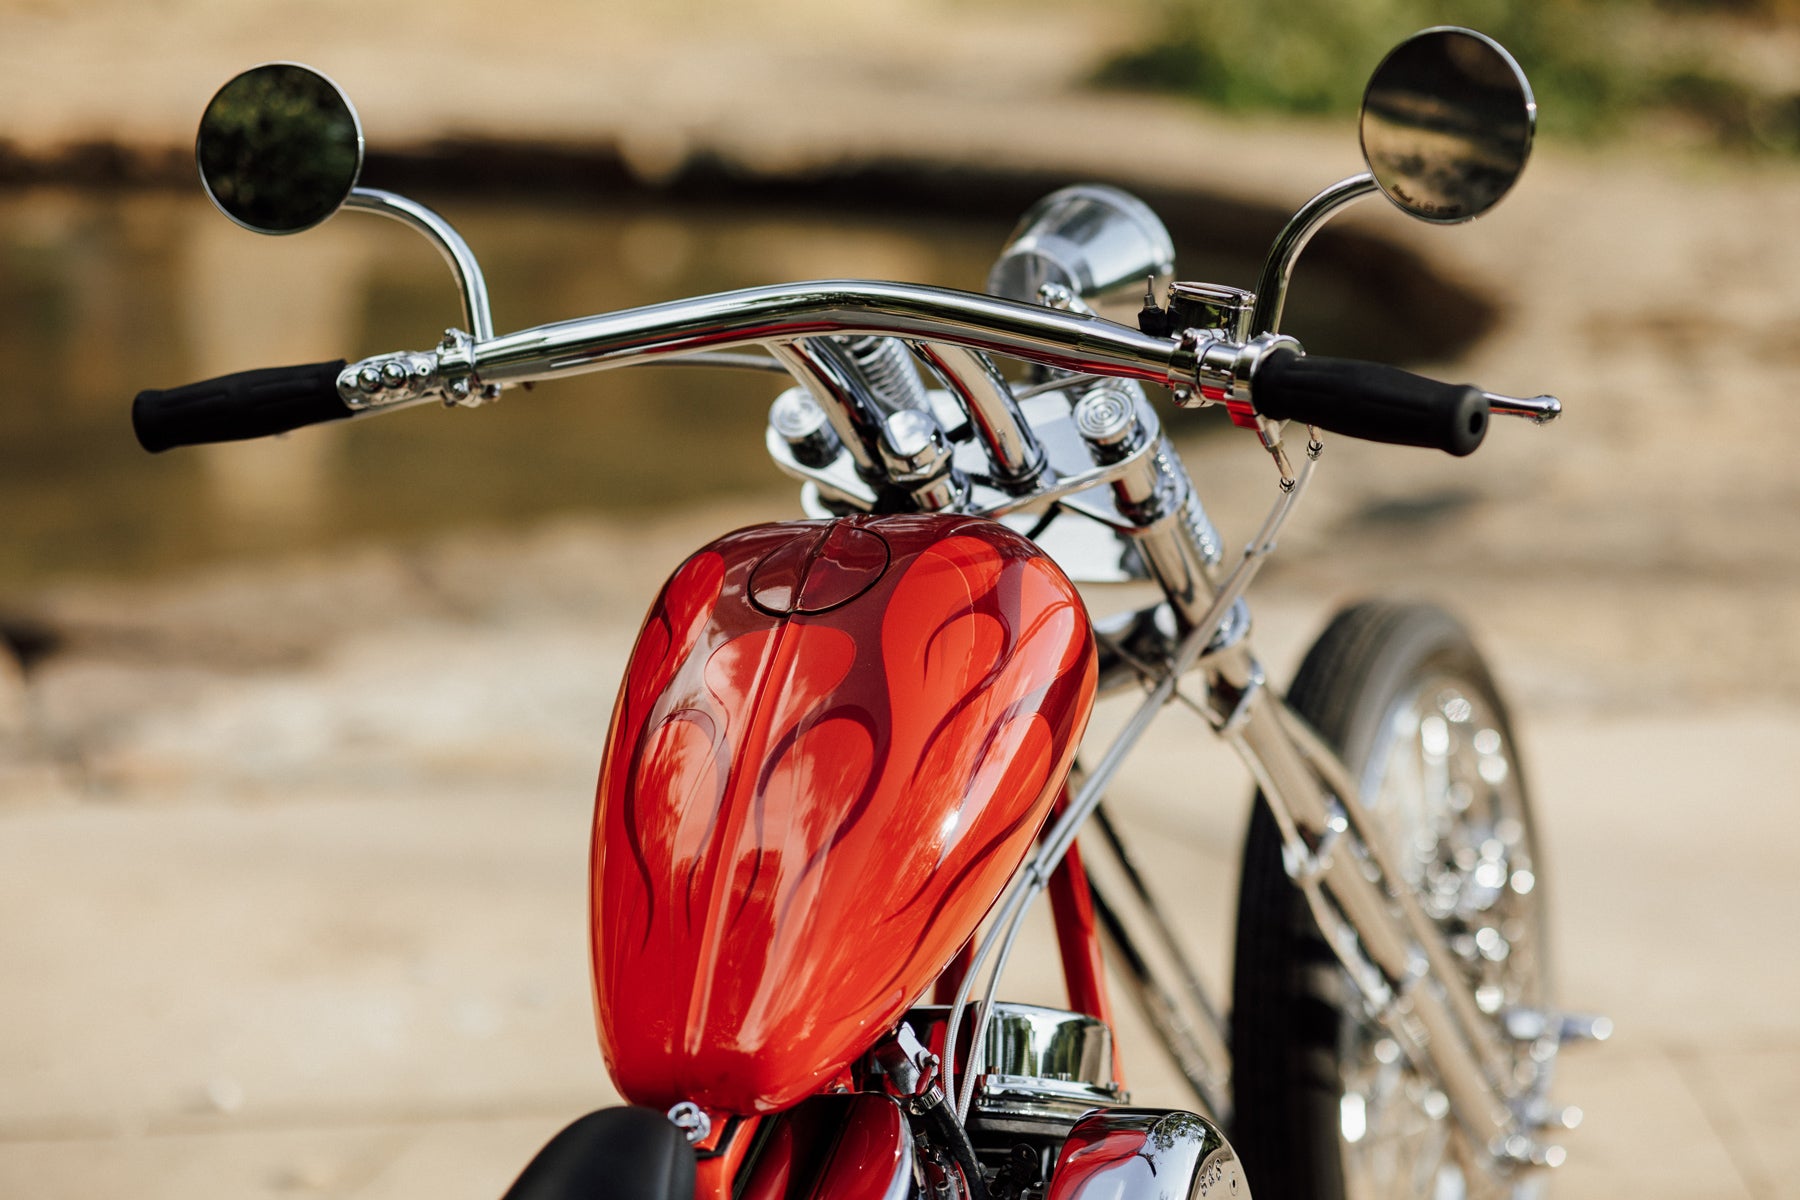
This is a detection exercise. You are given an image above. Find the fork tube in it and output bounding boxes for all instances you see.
[1206,642,1518,1148]
[1279,707,1518,1095]
[910,342,1044,485]
[767,340,887,475]
[1102,439,1224,629]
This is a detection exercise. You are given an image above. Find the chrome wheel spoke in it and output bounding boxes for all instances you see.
[1340,680,1545,1200]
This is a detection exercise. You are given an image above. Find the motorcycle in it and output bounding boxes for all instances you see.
[133,26,1609,1200]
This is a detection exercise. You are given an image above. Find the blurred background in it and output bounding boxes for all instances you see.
[2,1,1797,1196]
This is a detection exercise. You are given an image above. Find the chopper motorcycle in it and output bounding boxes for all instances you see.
[133,26,1610,1200]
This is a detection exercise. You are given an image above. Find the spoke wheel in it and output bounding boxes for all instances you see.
[1230,602,1549,1200]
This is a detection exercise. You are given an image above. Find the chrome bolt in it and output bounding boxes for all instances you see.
[770,388,829,441]
[1074,382,1144,464]
[883,409,937,462]
[666,1100,712,1145]
[769,388,841,469]
[1074,386,1136,446]
[877,408,964,508]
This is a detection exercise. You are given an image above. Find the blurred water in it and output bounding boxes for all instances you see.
[0,184,1434,594]
[0,188,1030,590]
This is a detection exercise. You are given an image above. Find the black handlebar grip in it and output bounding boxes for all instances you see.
[133,360,352,453]
[1252,349,1489,456]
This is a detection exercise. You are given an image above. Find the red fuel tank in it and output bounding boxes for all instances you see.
[591,514,1096,1115]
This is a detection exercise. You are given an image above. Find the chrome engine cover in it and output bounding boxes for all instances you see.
[1047,1108,1251,1200]
[903,1003,1124,1138]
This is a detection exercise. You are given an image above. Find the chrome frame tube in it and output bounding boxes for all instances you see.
[946,459,1319,1118]
[909,342,1044,484]
[345,187,494,341]
[944,664,1182,1120]
[767,340,889,476]
[942,452,1526,1165]
[1087,807,1233,1119]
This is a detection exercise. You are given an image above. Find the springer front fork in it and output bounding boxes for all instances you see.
[1206,644,1550,1170]
[1077,421,1600,1185]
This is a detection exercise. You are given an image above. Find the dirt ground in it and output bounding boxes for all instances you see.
[3,1,1799,1197]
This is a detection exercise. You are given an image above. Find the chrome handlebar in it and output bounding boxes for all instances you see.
[336,279,1223,514]
[333,277,1558,517]
[335,279,1202,477]
[334,279,1243,630]
[467,281,1190,389]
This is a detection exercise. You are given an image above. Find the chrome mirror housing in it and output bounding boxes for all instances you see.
[195,63,497,343]
[987,185,1175,327]
[1359,26,1536,224]
[197,63,364,235]
[1251,27,1537,336]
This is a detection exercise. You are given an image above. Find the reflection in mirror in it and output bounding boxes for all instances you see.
[196,63,364,235]
[1360,27,1535,224]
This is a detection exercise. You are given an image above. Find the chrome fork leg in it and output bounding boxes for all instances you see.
[1200,643,1526,1170]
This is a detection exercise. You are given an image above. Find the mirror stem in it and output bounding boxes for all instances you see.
[1249,173,1378,336]
[345,187,495,342]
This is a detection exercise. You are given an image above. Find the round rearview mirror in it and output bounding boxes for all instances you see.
[1359,27,1535,224]
[196,63,364,235]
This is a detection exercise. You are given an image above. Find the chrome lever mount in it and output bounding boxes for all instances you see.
[337,328,493,413]
[1176,329,1305,483]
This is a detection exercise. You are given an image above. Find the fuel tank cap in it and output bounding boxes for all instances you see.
[748,519,891,616]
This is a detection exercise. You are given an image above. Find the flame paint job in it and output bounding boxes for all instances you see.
[592,514,1096,1115]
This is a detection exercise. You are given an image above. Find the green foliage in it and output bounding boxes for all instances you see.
[1093,0,1800,153]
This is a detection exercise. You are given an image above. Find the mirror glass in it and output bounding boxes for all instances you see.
[1359,27,1535,224]
[196,63,364,235]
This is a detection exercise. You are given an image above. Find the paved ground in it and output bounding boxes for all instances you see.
[4,1,1800,1197]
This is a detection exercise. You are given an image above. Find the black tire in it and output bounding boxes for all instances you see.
[1230,602,1548,1200]
[501,1106,696,1200]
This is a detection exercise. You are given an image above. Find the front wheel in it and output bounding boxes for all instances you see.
[1229,602,1548,1200]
